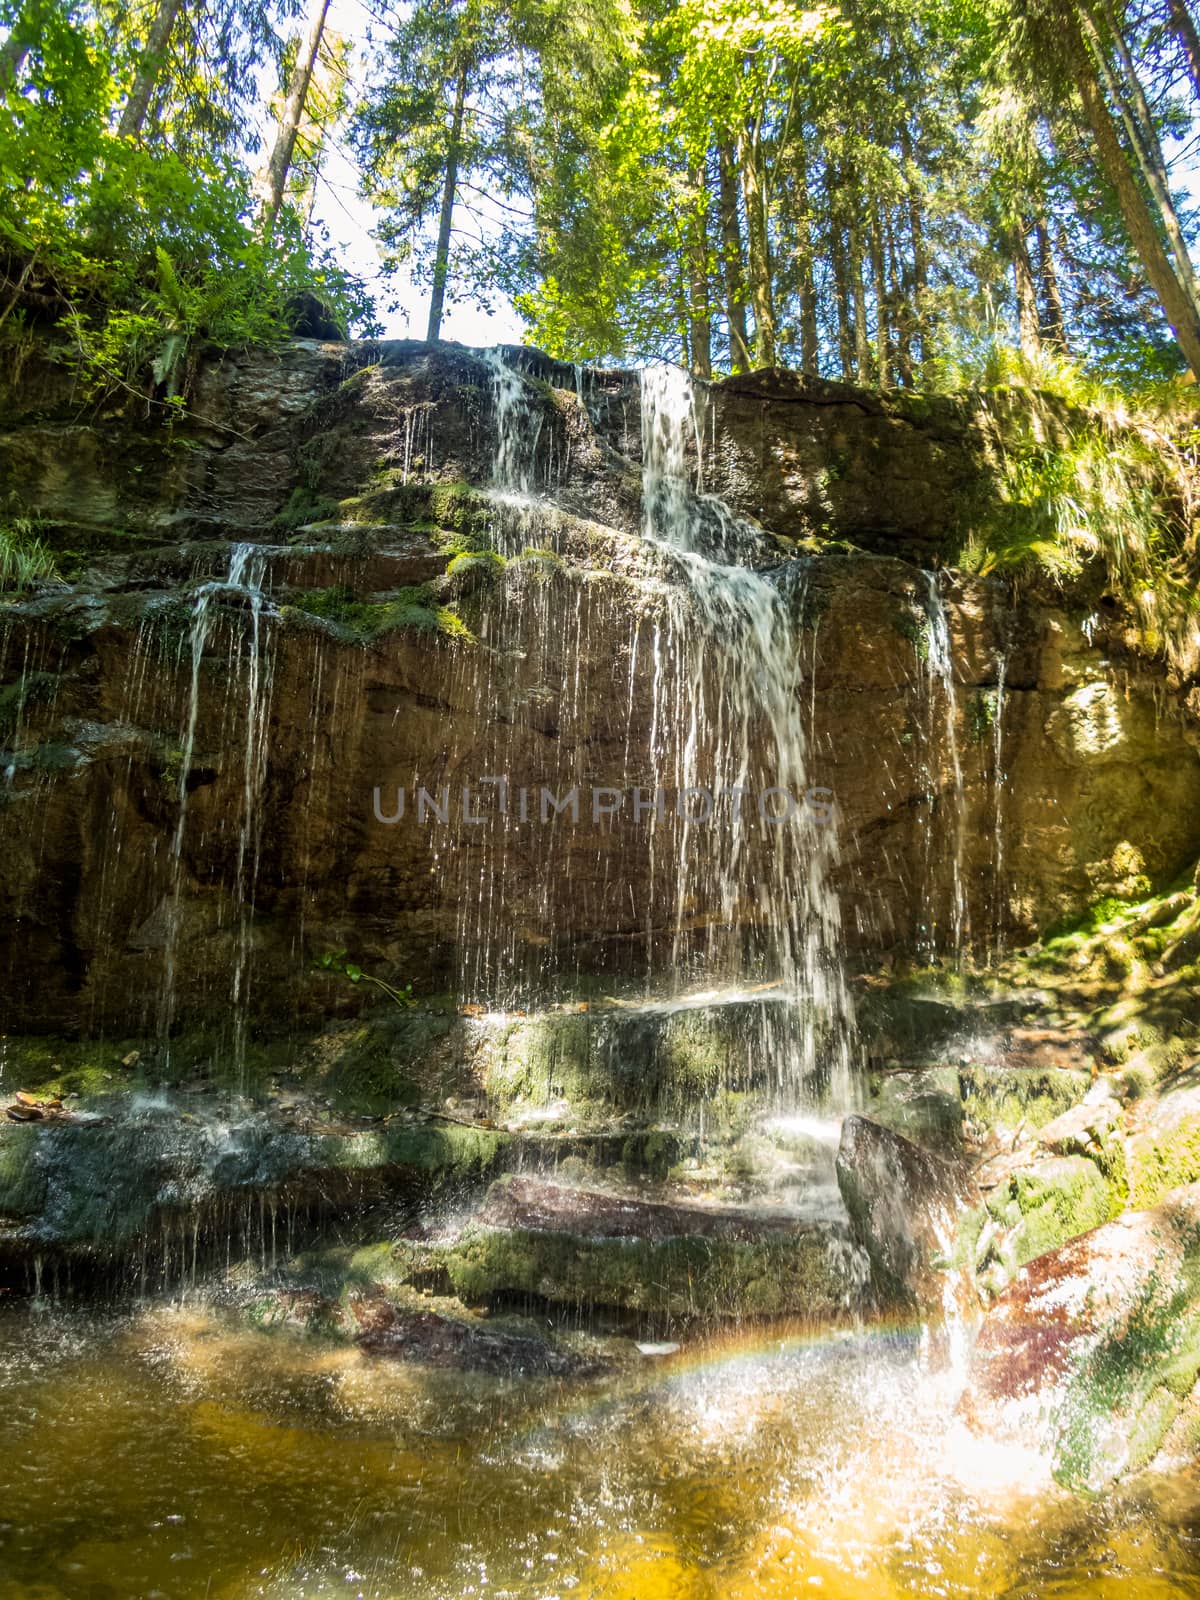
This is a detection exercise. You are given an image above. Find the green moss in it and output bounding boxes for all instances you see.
[272,486,339,531]
[0,1036,149,1100]
[1051,1270,1200,1493]
[408,1218,847,1326]
[311,1122,509,1180]
[1131,1116,1200,1208]
[285,582,473,644]
[973,1154,1123,1296]
[445,549,506,580]
[1042,896,1139,945]
[959,1065,1091,1132]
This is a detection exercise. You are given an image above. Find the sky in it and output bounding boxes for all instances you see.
[299,0,527,346]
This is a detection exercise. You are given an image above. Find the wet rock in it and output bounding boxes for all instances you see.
[1129,1073,1200,1209]
[395,1175,867,1328]
[349,1296,593,1376]
[959,1183,1200,1492]
[834,1116,976,1308]
[0,1098,511,1278]
[2,342,1199,1035]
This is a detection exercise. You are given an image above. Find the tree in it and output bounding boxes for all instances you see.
[1011,0,1200,374]
[259,0,333,229]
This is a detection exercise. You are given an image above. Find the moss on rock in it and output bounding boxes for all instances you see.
[406,1222,849,1327]
[959,1064,1092,1133]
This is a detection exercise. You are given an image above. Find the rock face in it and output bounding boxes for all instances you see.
[835,1115,976,1308]
[0,339,1197,1036]
[959,1182,1200,1492]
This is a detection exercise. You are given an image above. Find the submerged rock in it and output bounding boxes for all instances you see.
[959,1182,1200,1492]
[349,1297,594,1376]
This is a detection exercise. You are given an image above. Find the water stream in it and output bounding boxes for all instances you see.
[0,1304,1197,1599]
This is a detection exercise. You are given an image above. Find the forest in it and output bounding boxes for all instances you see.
[1,0,1198,394]
[6,3,1200,1594]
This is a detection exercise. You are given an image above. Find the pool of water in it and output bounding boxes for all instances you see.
[0,1303,1198,1598]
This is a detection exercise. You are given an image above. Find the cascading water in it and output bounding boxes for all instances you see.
[638,365,856,1103]
[444,353,857,1105]
[921,570,967,960]
[159,543,274,1073]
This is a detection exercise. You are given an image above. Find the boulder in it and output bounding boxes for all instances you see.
[959,1182,1200,1492]
[394,1175,869,1328]
[835,1115,976,1308]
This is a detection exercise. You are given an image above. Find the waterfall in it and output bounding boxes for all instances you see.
[431,352,857,1103]
[989,645,1009,960]
[159,543,273,1073]
[637,365,856,1102]
[484,348,543,495]
[922,571,966,961]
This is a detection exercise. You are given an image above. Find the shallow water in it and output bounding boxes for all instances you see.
[0,1305,1198,1599]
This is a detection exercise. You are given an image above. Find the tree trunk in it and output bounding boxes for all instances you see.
[686,165,712,380]
[717,143,752,373]
[885,208,912,385]
[1035,216,1069,351]
[117,0,184,139]
[899,120,928,369]
[1060,0,1200,373]
[1167,0,1200,99]
[259,0,332,230]
[0,33,30,93]
[736,125,776,367]
[869,201,891,388]
[850,216,871,384]
[1085,0,1200,312]
[1012,223,1041,357]
[427,57,468,343]
[793,143,819,372]
[829,204,853,380]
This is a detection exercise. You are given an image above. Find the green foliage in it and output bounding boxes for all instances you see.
[313,948,416,1010]
[0,515,60,592]
[273,486,341,531]
[958,377,1200,673]
[0,0,375,411]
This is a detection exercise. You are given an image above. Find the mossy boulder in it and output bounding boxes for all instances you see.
[1129,1077,1200,1208]
[972,1155,1124,1299]
[960,1183,1200,1493]
[864,1066,964,1149]
[393,1176,862,1328]
[958,1064,1092,1133]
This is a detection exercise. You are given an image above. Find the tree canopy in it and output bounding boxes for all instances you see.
[0,0,1198,393]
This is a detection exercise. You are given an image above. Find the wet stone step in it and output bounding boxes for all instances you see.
[393,1175,871,1331]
